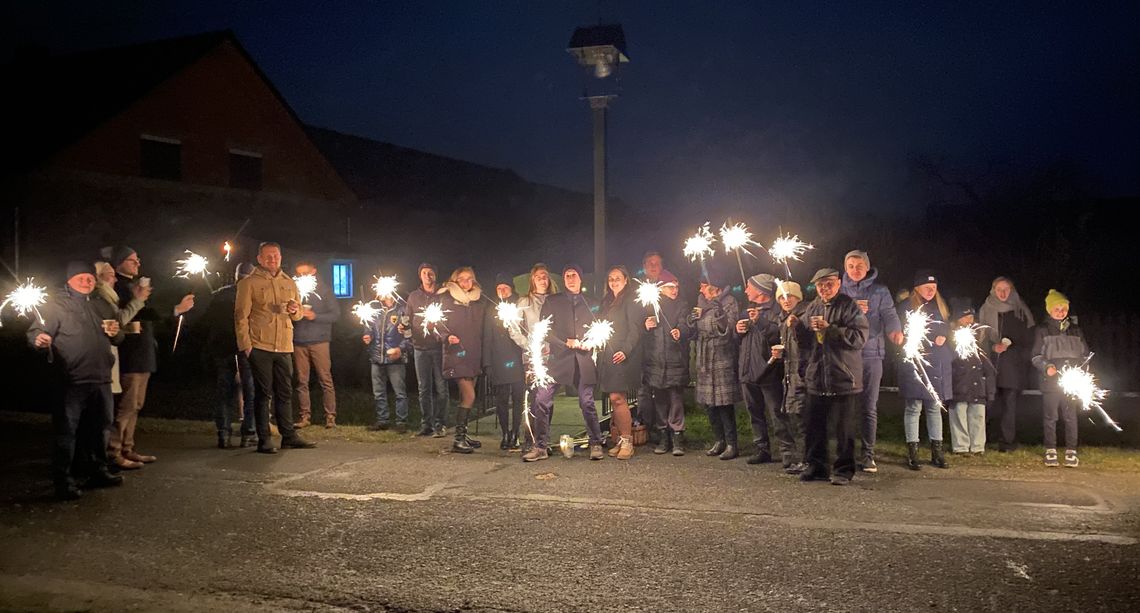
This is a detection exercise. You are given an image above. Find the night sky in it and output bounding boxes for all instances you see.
[5,1,1138,213]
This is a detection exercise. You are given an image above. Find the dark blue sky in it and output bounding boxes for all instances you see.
[5,1,1138,212]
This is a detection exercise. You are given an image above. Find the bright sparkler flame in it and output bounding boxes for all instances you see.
[223,241,232,262]
[0,278,48,326]
[635,279,662,316]
[292,274,320,302]
[683,222,716,263]
[418,302,448,337]
[527,316,555,389]
[581,319,614,351]
[174,250,210,280]
[953,326,984,361]
[351,301,381,325]
[903,310,932,362]
[372,274,400,301]
[1058,363,1121,431]
[719,222,760,255]
[768,233,814,264]
[496,301,523,334]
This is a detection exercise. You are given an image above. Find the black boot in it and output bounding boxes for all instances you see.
[672,431,686,456]
[452,409,474,454]
[931,440,949,469]
[500,429,511,450]
[706,407,726,456]
[720,406,739,460]
[217,431,229,449]
[508,429,521,451]
[654,429,672,455]
[747,445,772,465]
[906,442,921,471]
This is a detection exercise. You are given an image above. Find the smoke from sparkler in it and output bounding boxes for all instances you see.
[1058,363,1122,432]
[635,279,662,317]
[351,301,381,325]
[418,302,448,337]
[768,234,814,265]
[293,274,320,303]
[0,278,48,327]
[683,222,716,263]
[527,316,555,389]
[719,222,761,256]
[372,274,401,302]
[496,301,523,335]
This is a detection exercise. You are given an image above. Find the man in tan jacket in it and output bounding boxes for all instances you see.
[235,242,316,453]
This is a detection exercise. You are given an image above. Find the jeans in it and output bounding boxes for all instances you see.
[949,401,986,452]
[371,362,409,423]
[214,353,255,435]
[803,393,857,478]
[531,382,601,449]
[743,382,793,453]
[1042,392,1078,449]
[904,398,943,443]
[414,348,449,429]
[858,358,883,458]
[54,382,113,486]
[249,349,297,445]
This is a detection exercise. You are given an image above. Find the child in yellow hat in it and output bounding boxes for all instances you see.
[1030,289,1089,467]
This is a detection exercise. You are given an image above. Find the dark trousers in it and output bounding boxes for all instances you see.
[249,349,297,445]
[706,404,738,446]
[858,358,883,458]
[494,380,525,434]
[1042,391,1078,449]
[53,382,113,486]
[743,382,793,453]
[804,393,858,479]
[990,387,1020,448]
[214,353,255,435]
[636,382,656,427]
[651,386,686,432]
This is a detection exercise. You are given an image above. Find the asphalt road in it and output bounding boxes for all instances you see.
[1,420,1138,612]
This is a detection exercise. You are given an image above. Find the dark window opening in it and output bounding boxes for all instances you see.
[140,137,181,181]
[229,151,263,190]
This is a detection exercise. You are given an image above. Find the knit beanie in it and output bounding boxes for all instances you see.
[844,250,870,268]
[494,273,514,289]
[747,273,776,297]
[658,270,679,285]
[1045,289,1069,312]
[65,260,96,280]
[776,280,803,300]
[110,246,137,268]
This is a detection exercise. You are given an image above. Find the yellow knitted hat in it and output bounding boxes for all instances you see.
[1044,289,1069,312]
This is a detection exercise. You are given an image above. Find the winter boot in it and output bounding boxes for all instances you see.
[452,409,474,454]
[616,436,635,460]
[508,429,521,451]
[720,407,739,460]
[217,431,229,449]
[906,442,921,471]
[500,429,512,450]
[747,446,773,465]
[654,430,672,455]
[706,406,727,456]
[931,440,949,469]
[672,431,686,456]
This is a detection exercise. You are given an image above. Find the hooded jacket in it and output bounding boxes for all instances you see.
[738,300,783,386]
[840,269,901,360]
[366,302,412,365]
[1031,316,1089,393]
[642,294,692,389]
[234,266,303,353]
[801,292,869,396]
[293,282,341,345]
[27,286,117,384]
[439,282,487,379]
[539,290,598,386]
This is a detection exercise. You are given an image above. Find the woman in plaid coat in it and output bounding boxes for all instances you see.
[690,268,742,460]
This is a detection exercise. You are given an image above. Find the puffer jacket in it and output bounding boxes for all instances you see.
[840,269,901,360]
[897,300,953,402]
[366,302,412,365]
[1031,316,1089,393]
[439,282,486,379]
[691,292,742,406]
[234,266,303,353]
[738,301,783,387]
[801,293,869,396]
[951,327,997,403]
[27,286,117,384]
[642,295,691,389]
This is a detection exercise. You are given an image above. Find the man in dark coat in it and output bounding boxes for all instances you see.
[109,246,195,470]
[291,262,341,429]
[737,273,792,465]
[406,263,449,437]
[28,261,125,500]
[483,274,526,450]
[525,264,603,461]
[202,263,257,448]
[797,268,869,486]
[642,271,691,455]
[635,251,672,435]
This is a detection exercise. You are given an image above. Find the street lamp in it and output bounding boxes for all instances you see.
[567,24,628,296]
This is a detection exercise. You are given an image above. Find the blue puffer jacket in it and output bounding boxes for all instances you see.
[841,269,901,360]
[897,299,954,402]
[366,303,412,364]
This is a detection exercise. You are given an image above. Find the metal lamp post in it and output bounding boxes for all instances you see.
[567,24,629,296]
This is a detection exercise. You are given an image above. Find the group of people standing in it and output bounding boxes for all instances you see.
[25,239,1091,499]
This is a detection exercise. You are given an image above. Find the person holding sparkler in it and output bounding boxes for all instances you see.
[363,292,412,433]
[642,270,691,456]
[483,274,526,450]
[839,250,902,474]
[235,242,316,454]
[596,266,645,460]
[108,246,195,470]
[635,251,671,435]
[1031,290,1089,468]
[291,262,340,430]
[948,301,995,455]
[202,263,258,449]
[737,273,794,466]
[509,264,559,453]
[690,266,743,461]
[406,263,450,438]
[773,280,812,474]
[897,270,953,470]
[977,276,1036,452]
[436,267,488,454]
[28,261,125,500]
[530,264,605,462]
[795,268,868,485]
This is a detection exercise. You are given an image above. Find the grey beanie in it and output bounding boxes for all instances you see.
[747,273,776,297]
[844,250,870,267]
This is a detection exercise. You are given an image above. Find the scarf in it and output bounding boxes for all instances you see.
[978,286,1035,343]
[95,281,119,308]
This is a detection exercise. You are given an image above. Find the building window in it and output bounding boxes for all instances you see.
[229,149,263,190]
[331,261,353,298]
[140,135,181,181]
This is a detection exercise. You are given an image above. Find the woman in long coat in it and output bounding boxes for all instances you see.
[977,276,1035,452]
[438,267,487,454]
[690,269,742,460]
[596,266,644,460]
[898,270,953,470]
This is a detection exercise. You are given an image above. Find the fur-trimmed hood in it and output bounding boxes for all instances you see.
[439,282,481,305]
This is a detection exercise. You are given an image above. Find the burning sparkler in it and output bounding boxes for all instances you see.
[635,279,662,318]
[351,300,381,326]
[293,273,320,304]
[1059,359,1122,432]
[371,273,402,302]
[581,319,614,364]
[719,221,762,287]
[902,309,944,410]
[174,250,214,291]
[417,302,449,337]
[496,301,524,336]
[683,222,716,263]
[0,278,48,327]
[768,233,814,279]
[223,241,232,262]
[527,316,555,389]
[953,325,985,361]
